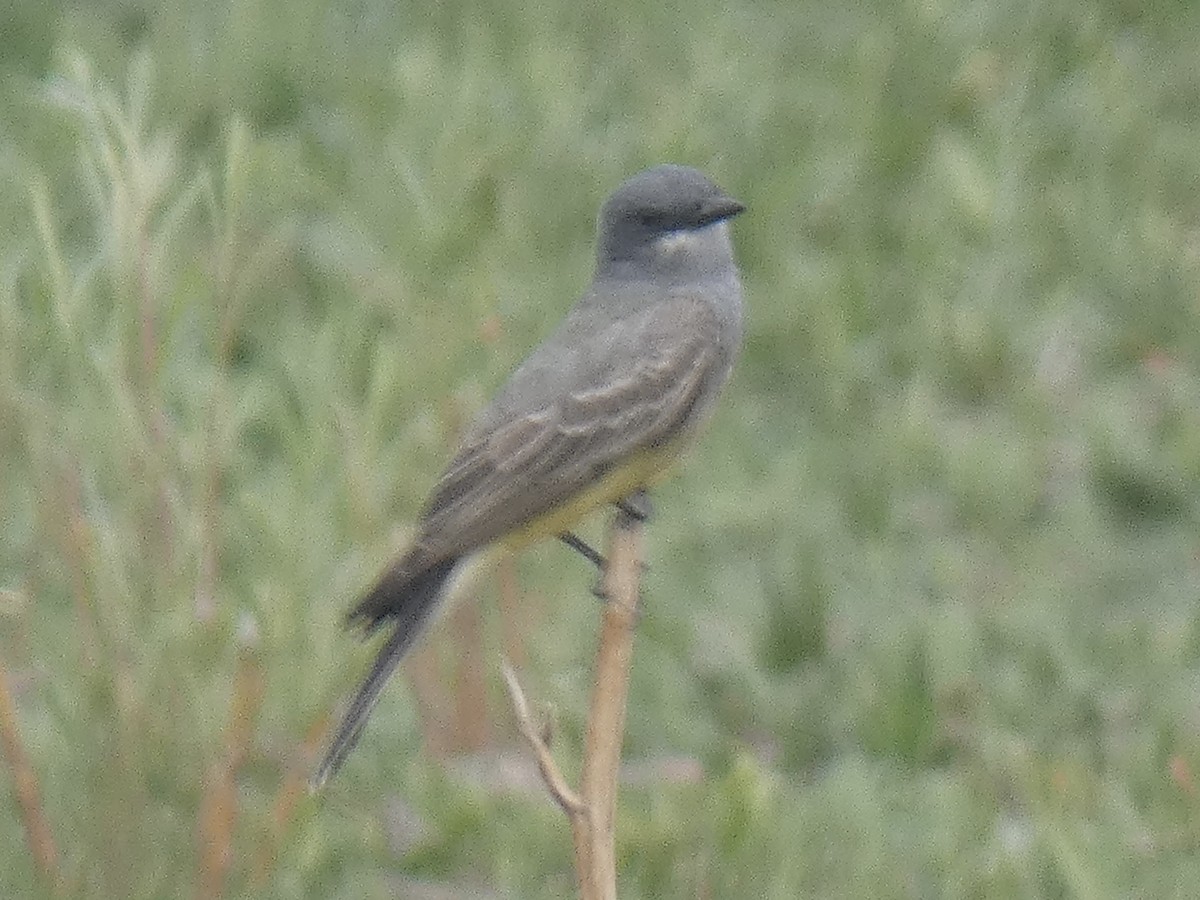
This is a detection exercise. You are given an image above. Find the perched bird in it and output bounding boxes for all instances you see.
[313,164,745,788]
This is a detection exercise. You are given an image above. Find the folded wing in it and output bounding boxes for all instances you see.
[420,294,721,554]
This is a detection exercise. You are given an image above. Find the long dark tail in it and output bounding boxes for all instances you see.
[311,556,459,790]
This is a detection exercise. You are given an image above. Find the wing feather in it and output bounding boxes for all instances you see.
[414,295,722,557]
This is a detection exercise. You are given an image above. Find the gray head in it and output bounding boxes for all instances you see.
[595,165,745,282]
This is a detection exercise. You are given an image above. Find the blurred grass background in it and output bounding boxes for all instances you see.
[2,0,1200,897]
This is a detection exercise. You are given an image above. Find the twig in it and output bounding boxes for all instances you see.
[500,661,586,817]
[497,555,528,669]
[56,455,99,668]
[252,712,330,886]
[505,502,644,900]
[0,658,63,893]
[577,504,643,898]
[449,599,490,753]
[195,616,264,900]
[408,639,452,757]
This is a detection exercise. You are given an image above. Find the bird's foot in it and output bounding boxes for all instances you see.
[617,489,653,523]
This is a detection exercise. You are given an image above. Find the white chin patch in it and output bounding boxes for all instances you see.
[655,221,727,257]
[656,230,698,255]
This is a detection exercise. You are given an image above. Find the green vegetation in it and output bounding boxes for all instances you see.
[3,1,1200,897]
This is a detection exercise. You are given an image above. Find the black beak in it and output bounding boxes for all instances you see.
[698,194,746,225]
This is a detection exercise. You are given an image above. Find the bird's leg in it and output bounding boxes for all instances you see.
[559,492,652,599]
[558,532,610,601]
[559,532,605,569]
[589,491,654,603]
[616,489,653,523]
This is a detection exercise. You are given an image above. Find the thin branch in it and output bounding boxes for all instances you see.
[57,456,100,669]
[0,658,63,893]
[577,504,643,899]
[497,555,528,669]
[504,502,644,900]
[449,599,490,752]
[500,660,586,817]
[195,616,264,900]
[252,712,330,886]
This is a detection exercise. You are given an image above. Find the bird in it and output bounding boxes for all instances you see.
[313,164,745,788]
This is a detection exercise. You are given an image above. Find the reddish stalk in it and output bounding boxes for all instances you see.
[0,658,63,893]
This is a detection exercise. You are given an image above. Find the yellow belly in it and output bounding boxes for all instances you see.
[500,441,683,550]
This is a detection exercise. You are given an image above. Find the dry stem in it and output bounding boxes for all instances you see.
[501,661,586,817]
[504,503,644,900]
[252,712,330,886]
[0,658,63,892]
[195,617,264,900]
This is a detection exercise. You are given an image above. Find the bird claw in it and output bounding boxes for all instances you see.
[617,490,653,523]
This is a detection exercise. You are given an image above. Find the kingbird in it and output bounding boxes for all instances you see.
[313,164,746,788]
